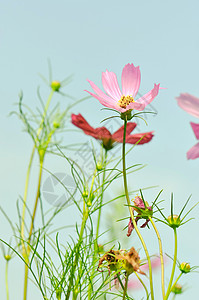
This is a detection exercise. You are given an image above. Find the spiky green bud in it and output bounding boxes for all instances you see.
[167,214,181,229]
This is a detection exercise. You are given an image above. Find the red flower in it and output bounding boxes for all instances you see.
[71,114,154,151]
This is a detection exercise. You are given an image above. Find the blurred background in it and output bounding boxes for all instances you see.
[0,0,199,299]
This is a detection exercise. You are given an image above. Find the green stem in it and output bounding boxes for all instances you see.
[134,272,149,299]
[170,273,182,294]
[88,155,107,300]
[28,158,44,240]
[21,147,36,250]
[164,228,177,300]
[23,157,44,300]
[66,200,89,300]
[20,89,54,247]
[149,217,165,298]
[116,274,125,291]
[96,150,107,241]
[23,260,29,300]
[122,273,129,300]
[122,117,154,300]
[5,261,9,300]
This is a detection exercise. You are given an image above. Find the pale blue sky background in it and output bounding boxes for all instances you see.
[0,0,199,299]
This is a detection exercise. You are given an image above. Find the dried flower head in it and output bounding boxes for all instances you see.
[98,247,145,276]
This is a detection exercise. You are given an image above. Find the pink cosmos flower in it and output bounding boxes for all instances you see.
[85,63,160,112]
[176,93,199,118]
[176,93,199,159]
[187,122,199,159]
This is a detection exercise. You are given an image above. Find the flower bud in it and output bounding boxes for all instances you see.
[51,80,61,92]
[97,244,104,254]
[167,214,181,228]
[87,193,94,207]
[96,162,103,171]
[82,190,88,198]
[121,109,132,121]
[38,148,45,161]
[171,283,183,294]
[4,255,11,261]
[179,262,191,273]
[53,121,60,128]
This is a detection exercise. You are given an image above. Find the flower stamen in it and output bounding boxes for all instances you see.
[118,95,134,109]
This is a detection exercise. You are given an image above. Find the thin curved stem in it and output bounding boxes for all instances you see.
[20,89,54,248]
[134,271,149,299]
[170,273,182,294]
[67,169,97,300]
[23,158,44,300]
[28,158,44,240]
[164,228,177,300]
[23,260,29,300]
[96,150,107,241]
[122,273,129,300]
[149,217,165,298]
[122,117,154,300]
[21,147,36,250]
[88,154,107,300]
[5,261,9,300]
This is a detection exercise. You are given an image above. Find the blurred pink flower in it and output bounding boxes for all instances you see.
[176,93,199,159]
[85,63,160,112]
[176,93,199,118]
[187,122,199,160]
[127,257,162,289]
[114,257,162,290]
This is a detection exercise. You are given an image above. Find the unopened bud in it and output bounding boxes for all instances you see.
[87,193,94,207]
[180,262,191,273]
[51,80,61,92]
[53,121,60,128]
[96,162,103,171]
[98,244,104,254]
[167,214,181,228]
[38,148,45,160]
[171,283,183,294]
[4,255,11,261]
[82,190,88,198]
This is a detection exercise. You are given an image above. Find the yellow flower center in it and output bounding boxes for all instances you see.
[118,95,134,109]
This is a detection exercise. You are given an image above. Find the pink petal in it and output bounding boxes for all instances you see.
[190,122,199,140]
[187,142,199,160]
[121,63,141,98]
[102,70,122,101]
[86,79,115,103]
[176,93,199,118]
[125,101,146,111]
[112,123,137,141]
[134,84,160,109]
[134,196,145,209]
